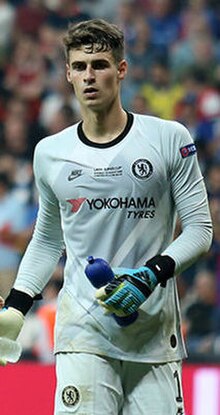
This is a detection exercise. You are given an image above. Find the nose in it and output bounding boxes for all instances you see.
[84,65,95,84]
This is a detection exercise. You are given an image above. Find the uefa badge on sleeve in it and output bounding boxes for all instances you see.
[180,144,197,158]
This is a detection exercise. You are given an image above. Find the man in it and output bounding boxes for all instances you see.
[0,171,29,298]
[0,19,212,414]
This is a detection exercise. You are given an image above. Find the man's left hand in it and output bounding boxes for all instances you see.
[95,266,158,316]
[95,255,175,316]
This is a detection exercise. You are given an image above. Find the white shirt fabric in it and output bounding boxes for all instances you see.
[15,113,212,363]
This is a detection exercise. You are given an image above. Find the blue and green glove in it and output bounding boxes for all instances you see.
[96,255,175,317]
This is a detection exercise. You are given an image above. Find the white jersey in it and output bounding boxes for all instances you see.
[15,113,212,363]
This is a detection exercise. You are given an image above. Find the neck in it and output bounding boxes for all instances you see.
[80,105,128,144]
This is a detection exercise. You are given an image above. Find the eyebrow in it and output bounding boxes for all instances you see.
[71,58,111,68]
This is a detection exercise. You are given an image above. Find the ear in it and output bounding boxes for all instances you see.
[117,59,128,80]
[66,63,71,83]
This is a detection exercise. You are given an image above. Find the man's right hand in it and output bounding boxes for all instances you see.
[0,288,41,365]
[0,307,24,340]
[0,307,24,365]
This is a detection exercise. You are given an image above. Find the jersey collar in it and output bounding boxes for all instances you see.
[77,112,134,148]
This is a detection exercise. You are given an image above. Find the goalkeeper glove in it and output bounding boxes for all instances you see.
[96,255,175,317]
[0,288,40,365]
[0,307,24,365]
[0,307,24,340]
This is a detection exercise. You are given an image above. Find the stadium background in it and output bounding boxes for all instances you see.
[0,1,220,414]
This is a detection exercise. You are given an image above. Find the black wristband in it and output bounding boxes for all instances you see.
[5,288,42,315]
[145,255,176,287]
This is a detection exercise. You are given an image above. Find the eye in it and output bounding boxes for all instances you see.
[71,62,86,71]
[92,60,110,70]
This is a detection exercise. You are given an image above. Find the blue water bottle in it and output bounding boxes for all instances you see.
[85,256,138,326]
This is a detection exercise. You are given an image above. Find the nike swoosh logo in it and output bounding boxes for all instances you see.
[68,172,82,181]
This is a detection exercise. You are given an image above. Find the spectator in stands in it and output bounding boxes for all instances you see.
[171,19,220,81]
[205,164,220,307]
[77,0,119,21]
[146,0,182,54]
[130,93,154,115]
[126,17,155,82]
[3,33,47,122]
[179,0,220,41]
[1,115,34,198]
[35,275,63,363]
[114,0,139,48]
[121,16,158,107]
[140,58,185,119]
[13,0,48,37]
[45,0,91,30]
[45,104,79,136]
[182,269,218,359]
[4,95,28,121]
[175,93,199,140]
[177,67,220,169]
[0,170,29,298]
[206,163,220,197]
[38,21,65,92]
[0,0,15,58]
[39,76,80,132]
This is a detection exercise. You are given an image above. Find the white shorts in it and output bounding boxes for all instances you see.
[54,352,185,415]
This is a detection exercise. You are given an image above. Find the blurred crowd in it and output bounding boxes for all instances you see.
[0,0,220,363]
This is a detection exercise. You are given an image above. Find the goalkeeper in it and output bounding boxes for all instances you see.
[0,19,213,415]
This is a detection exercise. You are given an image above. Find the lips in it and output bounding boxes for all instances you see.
[84,87,98,94]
